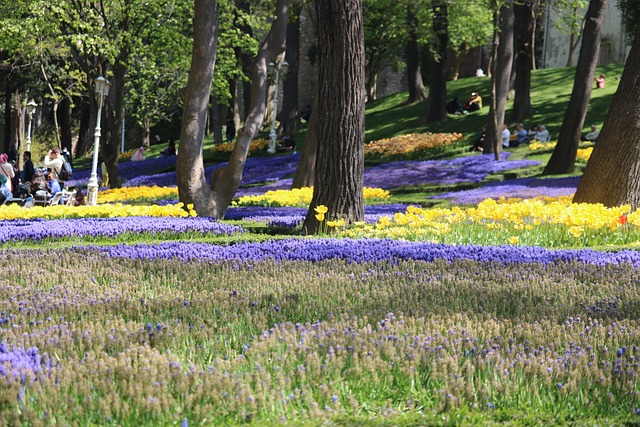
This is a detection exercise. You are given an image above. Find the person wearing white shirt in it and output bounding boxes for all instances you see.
[501,124,511,148]
[43,148,65,181]
[534,125,550,142]
[581,124,600,142]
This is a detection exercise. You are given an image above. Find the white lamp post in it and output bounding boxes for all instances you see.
[267,59,289,154]
[25,101,37,152]
[87,76,111,206]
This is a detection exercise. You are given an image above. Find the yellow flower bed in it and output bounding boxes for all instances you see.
[340,196,638,247]
[365,133,462,159]
[0,202,196,220]
[529,140,557,151]
[233,187,390,207]
[211,138,269,156]
[576,147,593,162]
[98,186,179,204]
[118,149,137,161]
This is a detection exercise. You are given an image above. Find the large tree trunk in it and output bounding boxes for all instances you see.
[60,97,73,156]
[177,0,290,218]
[3,81,11,155]
[544,0,607,175]
[424,0,448,124]
[512,0,539,122]
[238,0,253,121]
[303,0,365,234]
[75,97,92,158]
[209,95,225,144]
[291,89,318,188]
[103,63,125,188]
[406,0,426,103]
[176,0,220,214]
[485,1,514,158]
[573,28,640,208]
[280,9,300,136]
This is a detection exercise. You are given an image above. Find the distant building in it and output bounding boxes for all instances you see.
[541,1,631,68]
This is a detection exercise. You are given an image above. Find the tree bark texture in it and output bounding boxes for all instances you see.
[291,88,318,188]
[3,81,11,155]
[485,1,514,158]
[176,0,220,215]
[512,0,539,122]
[303,0,365,234]
[544,0,608,175]
[573,28,640,208]
[75,97,92,157]
[406,0,426,103]
[280,10,301,136]
[209,0,290,218]
[425,0,448,124]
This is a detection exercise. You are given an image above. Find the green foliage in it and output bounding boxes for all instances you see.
[448,0,494,55]
[617,0,640,42]
[552,0,589,36]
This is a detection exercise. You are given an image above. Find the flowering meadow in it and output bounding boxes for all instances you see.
[2,149,640,425]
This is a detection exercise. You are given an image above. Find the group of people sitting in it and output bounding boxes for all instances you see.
[471,122,551,152]
[0,147,84,207]
[448,92,483,115]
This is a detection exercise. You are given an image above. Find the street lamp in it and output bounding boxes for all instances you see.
[87,76,111,206]
[25,100,37,152]
[267,59,289,154]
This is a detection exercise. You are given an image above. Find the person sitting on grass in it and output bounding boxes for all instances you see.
[581,124,600,142]
[463,92,482,112]
[502,124,511,148]
[47,172,61,196]
[533,125,550,142]
[512,123,529,145]
[470,125,486,152]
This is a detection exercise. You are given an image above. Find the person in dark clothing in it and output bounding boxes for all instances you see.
[8,143,18,163]
[225,118,236,142]
[470,125,486,152]
[23,151,35,183]
[447,98,465,115]
[279,135,296,151]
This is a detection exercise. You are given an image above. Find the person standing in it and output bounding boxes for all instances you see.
[0,153,15,192]
[43,148,65,187]
[23,151,35,183]
[7,143,18,163]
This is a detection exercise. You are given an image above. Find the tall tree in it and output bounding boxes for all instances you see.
[405,0,427,103]
[424,0,449,124]
[511,0,540,122]
[279,2,301,136]
[485,0,514,157]
[302,0,365,234]
[544,0,608,175]
[573,27,640,208]
[177,0,290,217]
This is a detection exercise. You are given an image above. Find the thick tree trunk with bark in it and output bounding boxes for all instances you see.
[60,97,73,155]
[485,1,514,158]
[573,29,640,208]
[406,0,426,103]
[425,0,448,124]
[512,0,539,122]
[291,90,318,188]
[209,95,224,144]
[544,0,608,175]
[280,11,301,136]
[3,81,11,155]
[303,0,365,234]
[176,0,220,215]
[177,0,290,218]
[75,97,92,157]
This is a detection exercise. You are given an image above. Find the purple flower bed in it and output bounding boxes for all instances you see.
[68,156,178,188]
[432,176,581,205]
[224,204,414,227]
[0,342,47,381]
[0,217,244,244]
[78,238,640,267]
[91,152,539,197]
[364,152,540,189]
